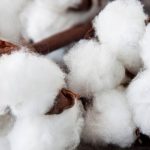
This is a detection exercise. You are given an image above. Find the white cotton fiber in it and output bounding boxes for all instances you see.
[82,88,136,147]
[64,40,125,98]
[140,24,150,68]
[0,0,30,42]
[20,0,99,42]
[127,70,150,136]
[94,0,147,73]
[8,101,84,150]
[0,49,65,117]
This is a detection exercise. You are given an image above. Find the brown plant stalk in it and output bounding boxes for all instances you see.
[32,22,93,54]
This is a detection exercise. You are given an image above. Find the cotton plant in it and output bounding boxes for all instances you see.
[63,0,148,147]
[64,40,136,147]
[0,41,84,150]
[127,24,150,137]
[0,0,150,149]
[94,0,147,74]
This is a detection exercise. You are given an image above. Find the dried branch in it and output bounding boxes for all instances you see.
[32,22,92,54]
[0,22,93,55]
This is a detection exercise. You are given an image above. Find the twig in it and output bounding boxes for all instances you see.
[32,22,92,54]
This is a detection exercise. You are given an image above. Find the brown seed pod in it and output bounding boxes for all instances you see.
[0,40,19,55]
[46,88,79,115]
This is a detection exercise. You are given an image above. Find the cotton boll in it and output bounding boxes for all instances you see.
[21,0,99,42]
[82,88,136,147]
[127,70,150,136]
[64,40,125,98]
[140,24,150,69]
[0,50,65,117]
[94,0,147,74]
[0,0,31,42]
[8,101,84,150]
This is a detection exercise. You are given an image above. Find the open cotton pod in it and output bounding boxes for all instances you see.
[127,69,150,136]
[64,39,125,98]
[94,0,147,74]
[8,89,84,150]
[82,88,136,148]
[0,41,65,117]
[21,0,99,42]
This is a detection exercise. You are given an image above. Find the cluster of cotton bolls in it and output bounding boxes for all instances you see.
[0,47,84,150]
[0,0,100,66]
[1,0,150,149]
[64,0,149,148]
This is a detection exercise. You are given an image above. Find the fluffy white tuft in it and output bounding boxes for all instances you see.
[140,24,150,68]
[0,0,30,42]
[8,101,84,150]
[20,0,99,42]
[94,0,147,73]
[127,70,150,136]
[82,88,136,147]
[0,50,65,117]
[64,40,125,98]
